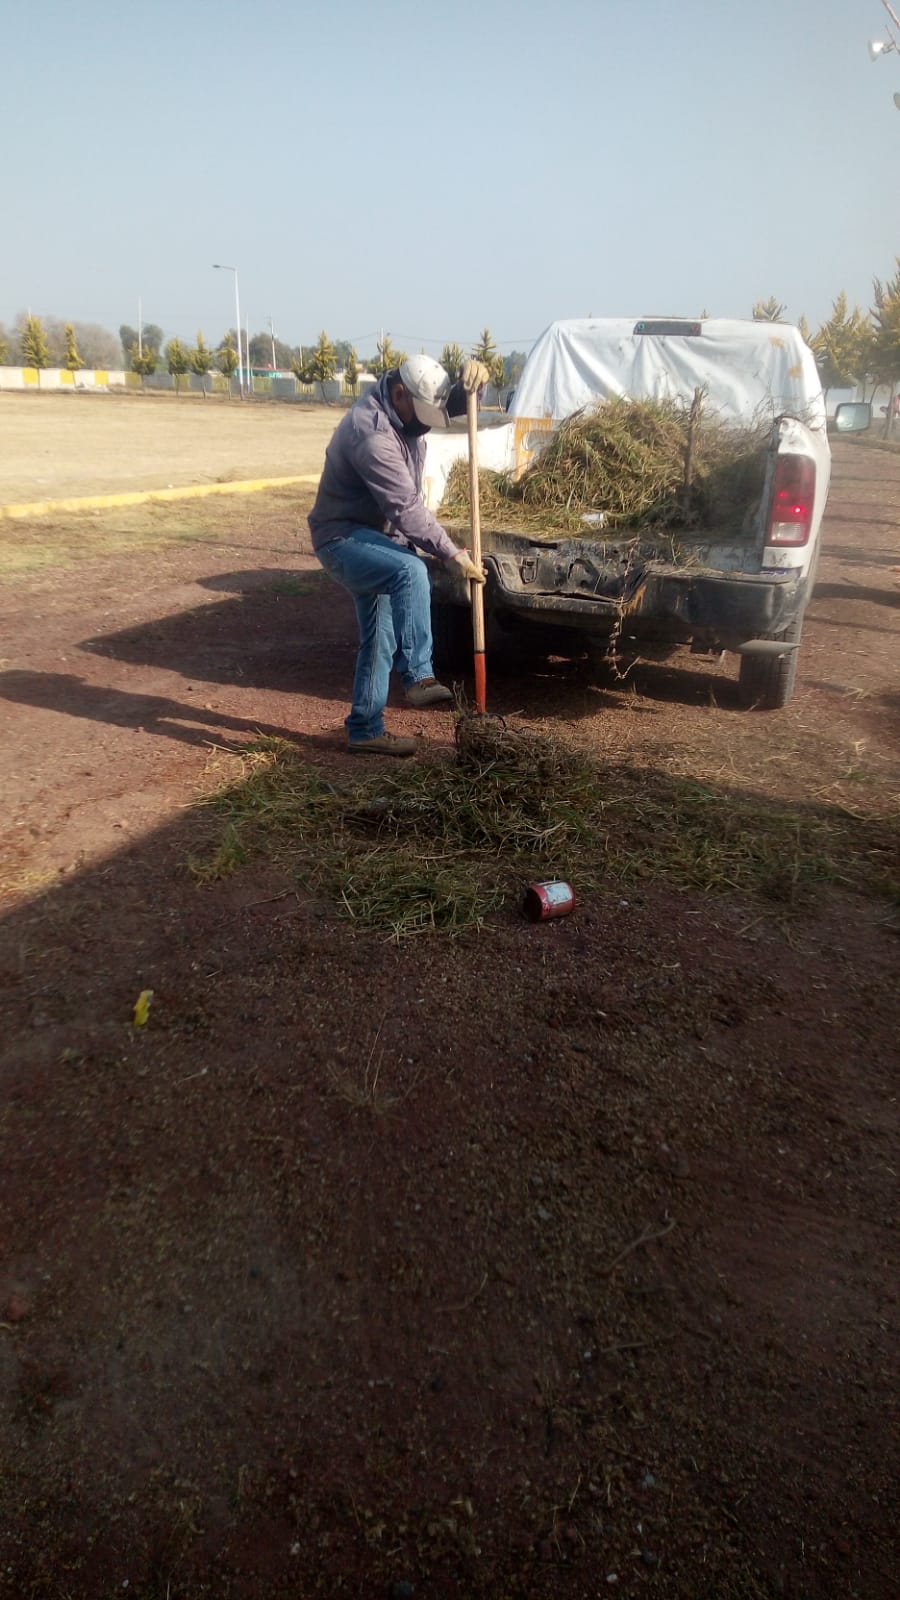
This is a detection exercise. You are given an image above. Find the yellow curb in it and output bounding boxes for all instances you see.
[0,474,321,521]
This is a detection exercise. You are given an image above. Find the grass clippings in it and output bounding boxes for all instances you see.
[191,720,899,937]
[440,395,770,541]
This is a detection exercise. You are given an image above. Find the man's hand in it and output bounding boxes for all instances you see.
[460,359,490,393]
[454,550,487,584]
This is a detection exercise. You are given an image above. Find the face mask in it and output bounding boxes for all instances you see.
[402,416,431,439]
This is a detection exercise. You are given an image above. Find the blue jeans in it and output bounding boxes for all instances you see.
[317,528,435,740]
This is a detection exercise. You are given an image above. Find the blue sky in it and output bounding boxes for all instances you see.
[3,0,898,357]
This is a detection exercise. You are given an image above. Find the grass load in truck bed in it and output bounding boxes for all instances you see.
[440,395,770,541]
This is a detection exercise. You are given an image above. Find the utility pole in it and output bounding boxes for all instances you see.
[268,314,277,372]
[138,296,142,360]
[213,264,243,397]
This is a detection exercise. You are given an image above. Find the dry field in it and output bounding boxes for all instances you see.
[0,389,340,503]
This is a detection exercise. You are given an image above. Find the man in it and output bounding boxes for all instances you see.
[308,354,489,756]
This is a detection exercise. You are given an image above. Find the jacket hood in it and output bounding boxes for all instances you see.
[376,370,430,438]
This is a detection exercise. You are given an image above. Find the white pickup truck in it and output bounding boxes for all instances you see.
[425,317,870,708]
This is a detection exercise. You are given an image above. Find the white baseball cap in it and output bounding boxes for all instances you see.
[398,353,452,429]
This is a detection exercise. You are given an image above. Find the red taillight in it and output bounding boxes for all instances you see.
[768,454,815,546]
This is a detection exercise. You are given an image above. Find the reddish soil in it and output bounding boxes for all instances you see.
[0,441,897,1598]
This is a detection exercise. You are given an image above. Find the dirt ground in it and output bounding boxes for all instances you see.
[0,439,897,1598]
[0,391,340,502]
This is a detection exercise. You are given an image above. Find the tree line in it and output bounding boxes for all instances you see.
[0,314,528,393]
[125,326,528,392]
[752,273,900,430]
[0,313,123,371]
[288,328,526,393]
[4,267,900,426]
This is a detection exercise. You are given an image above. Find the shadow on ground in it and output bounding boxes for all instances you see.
[0,742,897,1596]
[0,670,307,750]
[813,580,900,609]
[66,567,747,722]
[821,541,900,570]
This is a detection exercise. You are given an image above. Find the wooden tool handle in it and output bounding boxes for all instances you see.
[466,390,487,712]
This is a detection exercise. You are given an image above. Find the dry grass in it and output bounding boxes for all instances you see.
[190,720,899,938]
[0,507,220,579]
[325,1017,423,1114]
[441,396,770,542]
[0,389,338,503]
[0,485,311,582]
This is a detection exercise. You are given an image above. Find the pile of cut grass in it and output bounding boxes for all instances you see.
[191,722,899,938]
[440,396,770,540]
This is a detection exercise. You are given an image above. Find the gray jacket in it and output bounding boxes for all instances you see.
[308,373,463,561]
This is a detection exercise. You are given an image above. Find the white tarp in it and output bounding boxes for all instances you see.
[422,317,827,513]
[422,419,518,512]
[510,318,826,430]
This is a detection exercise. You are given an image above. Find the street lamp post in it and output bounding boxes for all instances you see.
[213,263,243,397]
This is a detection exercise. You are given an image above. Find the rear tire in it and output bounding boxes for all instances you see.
[431,602,471,673]
[739,618,802,709]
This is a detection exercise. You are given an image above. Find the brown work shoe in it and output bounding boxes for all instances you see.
[405,677,454,708]
[347,732,417,758]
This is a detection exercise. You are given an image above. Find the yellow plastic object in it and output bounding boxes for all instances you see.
[132,989,154,1028]
[512,414,554,478]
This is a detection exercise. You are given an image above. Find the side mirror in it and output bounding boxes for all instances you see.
[833,401,872,434]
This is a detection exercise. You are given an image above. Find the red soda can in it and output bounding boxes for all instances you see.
[523,880,576,922]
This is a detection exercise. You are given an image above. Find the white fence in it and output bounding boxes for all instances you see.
[0,366,128,390]
[0,366,508,408]
[0,366,362,402]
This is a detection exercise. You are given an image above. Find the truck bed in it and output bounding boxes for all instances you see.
[431,520,806,652]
